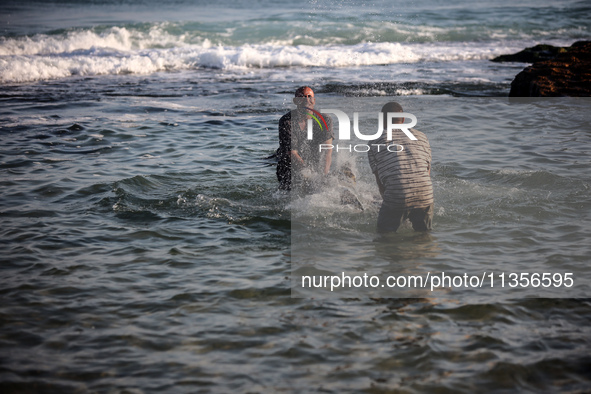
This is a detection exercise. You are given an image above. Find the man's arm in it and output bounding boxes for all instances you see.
[368,146,384,197]
[318,116,335,175]
[291,150,306,168]
[374,173,385,198]
[279,113,306,167]
[426,137,432,176]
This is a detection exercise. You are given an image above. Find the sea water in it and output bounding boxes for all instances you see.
[1,0,590,392]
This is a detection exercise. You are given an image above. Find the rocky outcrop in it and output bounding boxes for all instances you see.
[498,41,591,97]
[491,44,568,63]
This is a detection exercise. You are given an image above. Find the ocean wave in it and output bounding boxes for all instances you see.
[0,25,197,56]
[0,20,584,83]
[2,21,587,56]
[0,39,522,84]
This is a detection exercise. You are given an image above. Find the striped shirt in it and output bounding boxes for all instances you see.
[367,128,433,209]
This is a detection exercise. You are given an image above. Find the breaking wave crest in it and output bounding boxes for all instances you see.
[0,27,521,83]
[0,18,585,83]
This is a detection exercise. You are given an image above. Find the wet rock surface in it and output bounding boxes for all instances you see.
[497,41,591,97]
[491,44,568,63]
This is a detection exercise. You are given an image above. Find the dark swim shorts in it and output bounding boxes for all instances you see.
[377,203,433,233]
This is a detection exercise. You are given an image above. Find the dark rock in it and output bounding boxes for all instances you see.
[491,44,567,63]
[508,41,591,97]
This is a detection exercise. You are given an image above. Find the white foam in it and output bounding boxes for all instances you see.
[0,25,193,56]
[0,26,542,83]
[394,88,428,96]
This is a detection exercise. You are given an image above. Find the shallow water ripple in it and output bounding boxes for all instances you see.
[0,48,590,393]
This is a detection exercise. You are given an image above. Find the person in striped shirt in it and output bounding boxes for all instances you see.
[367,102,434,233]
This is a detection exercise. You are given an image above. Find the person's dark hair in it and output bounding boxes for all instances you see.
[381,101,404,125]
[381,101,403,113]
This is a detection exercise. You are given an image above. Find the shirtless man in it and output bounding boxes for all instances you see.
[276,86,334,191]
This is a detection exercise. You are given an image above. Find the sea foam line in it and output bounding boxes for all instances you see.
[0,40,517,84]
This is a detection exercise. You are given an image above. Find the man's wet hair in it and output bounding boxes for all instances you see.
[382,101,404,125]
[381,101,403,113]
